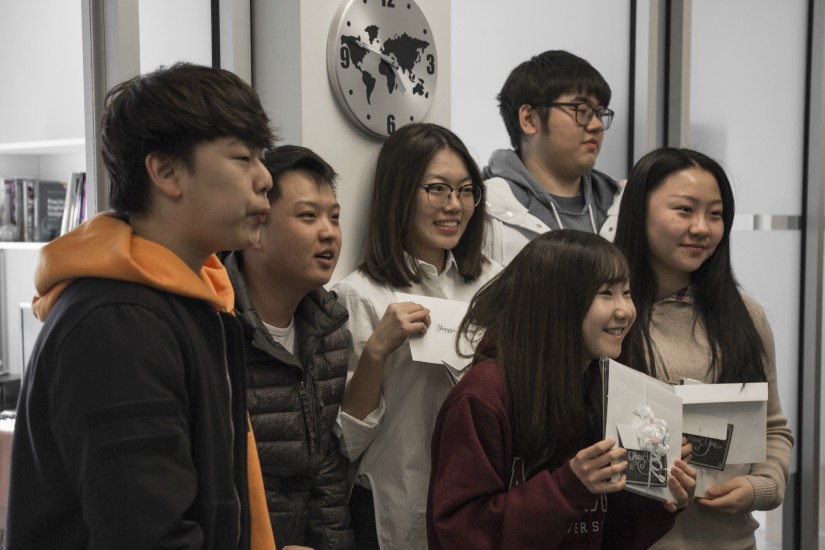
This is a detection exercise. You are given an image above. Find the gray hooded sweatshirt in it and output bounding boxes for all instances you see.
[482,149,620,232]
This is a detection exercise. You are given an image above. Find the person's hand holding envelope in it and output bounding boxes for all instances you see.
[395,292,472,384]
[675,381,768,513]
[603,359,696,510]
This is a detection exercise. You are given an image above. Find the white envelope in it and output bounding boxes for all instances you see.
[674,381,768,497]
[439,327,478,385]
[603,359,683,503]
[682,412,728,440]
[394,293,471,381]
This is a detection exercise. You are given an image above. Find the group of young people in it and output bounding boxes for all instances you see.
[3,48,791,550]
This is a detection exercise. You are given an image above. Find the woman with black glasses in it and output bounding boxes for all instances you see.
[333,123,501,550]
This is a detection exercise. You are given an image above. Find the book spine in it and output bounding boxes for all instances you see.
[0,179,15,241]
[34,181,43,242]
[78,173,87,224]
[1,179,10,226]
[60,174,77,236]
[14,180,25,241]
[24,179,35,242]
[34,180,67,242]
[61,172,87,235]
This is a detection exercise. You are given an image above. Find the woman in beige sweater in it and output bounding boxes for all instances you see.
[614,147,793,549]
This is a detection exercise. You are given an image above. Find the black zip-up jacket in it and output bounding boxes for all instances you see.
[7,277,252,549]
[224,252,355,550]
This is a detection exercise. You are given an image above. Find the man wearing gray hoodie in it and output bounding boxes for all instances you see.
[482,50,623,265]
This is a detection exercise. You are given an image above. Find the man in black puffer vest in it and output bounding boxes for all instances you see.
[223,146,355,550]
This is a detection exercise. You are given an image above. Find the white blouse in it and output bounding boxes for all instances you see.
[333,252,501,550]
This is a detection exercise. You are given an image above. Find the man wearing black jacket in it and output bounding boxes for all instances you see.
[223,145,355,550]
[6,63,277,550]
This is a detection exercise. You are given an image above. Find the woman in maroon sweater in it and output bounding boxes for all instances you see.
[427,230,696,549]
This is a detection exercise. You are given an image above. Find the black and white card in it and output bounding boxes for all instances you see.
[619,435,668,487]
[685,423,734,471]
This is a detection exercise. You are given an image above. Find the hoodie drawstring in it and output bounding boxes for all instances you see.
[550,201,598,233]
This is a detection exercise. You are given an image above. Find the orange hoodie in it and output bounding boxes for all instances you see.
[33,213,277,550]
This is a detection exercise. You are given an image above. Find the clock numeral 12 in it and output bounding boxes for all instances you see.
[382,0,396,7]
[387,114,396,135]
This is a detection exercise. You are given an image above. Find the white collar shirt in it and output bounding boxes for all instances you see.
[333,252,501,550]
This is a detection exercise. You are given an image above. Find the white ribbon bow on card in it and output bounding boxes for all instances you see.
[633,406,671,490]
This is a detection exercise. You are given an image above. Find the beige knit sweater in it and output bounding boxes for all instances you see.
[647,295,794,550]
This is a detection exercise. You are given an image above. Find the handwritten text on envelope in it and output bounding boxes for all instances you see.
[394,293,472,378]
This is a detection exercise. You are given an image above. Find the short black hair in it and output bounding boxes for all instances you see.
[263,145,337,202]
[102,62,276,216]
[497,50,611,152]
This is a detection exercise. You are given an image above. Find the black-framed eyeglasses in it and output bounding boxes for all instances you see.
[546,102,614,130]
[420,183,482,209]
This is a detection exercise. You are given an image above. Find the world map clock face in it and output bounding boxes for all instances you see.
[327,0,437,138]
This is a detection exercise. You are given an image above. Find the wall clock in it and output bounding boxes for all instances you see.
[327,0,438,139]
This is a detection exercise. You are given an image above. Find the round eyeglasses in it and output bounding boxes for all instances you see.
[420,183,482,209]
[547,102,614,130]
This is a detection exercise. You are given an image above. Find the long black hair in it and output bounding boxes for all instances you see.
[458,230,630,474]
[358,123,488,287]
[614,147,766,384]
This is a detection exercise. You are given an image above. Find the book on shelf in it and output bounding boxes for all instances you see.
[34,180,67,242]
[0,179,16,241]
[60,172,86,236]
[0,177,72,242]
[12,179,26,240]
[23,179,36,242]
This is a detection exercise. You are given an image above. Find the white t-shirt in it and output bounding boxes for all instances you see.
[263,317,296,356]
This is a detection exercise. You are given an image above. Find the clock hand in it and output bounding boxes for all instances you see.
[355,40,407,93]
[355,40,398,68]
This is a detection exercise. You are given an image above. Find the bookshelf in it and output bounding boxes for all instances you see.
[0,0,84,379]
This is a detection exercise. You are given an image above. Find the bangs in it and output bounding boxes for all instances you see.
[569,83,609,104]
[594,245,630,286]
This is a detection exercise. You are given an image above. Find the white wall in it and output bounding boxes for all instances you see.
[0,0,85,181]
[37,154,87,182]
[0,157,38,180]
[139,0,213,72]
[0,0,84,145]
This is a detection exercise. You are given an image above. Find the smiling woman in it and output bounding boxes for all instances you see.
[409,147,477,271]
[332,123,501,550]
[644,167,725,300]
[582,279,636,361]
[428,230,693,549]
[613,147,793,550]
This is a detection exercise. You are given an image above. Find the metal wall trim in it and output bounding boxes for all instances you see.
[730,215,803,231]
[796,0,825,547]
